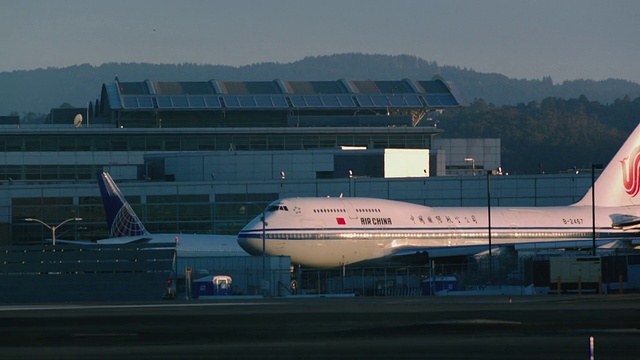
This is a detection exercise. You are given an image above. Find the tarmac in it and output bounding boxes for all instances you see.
[1,295,639,359]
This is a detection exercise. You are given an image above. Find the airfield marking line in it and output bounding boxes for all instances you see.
[74,333,139,338]
[574,328,640,334]
[0,302,281,312]
[422,319,523,326]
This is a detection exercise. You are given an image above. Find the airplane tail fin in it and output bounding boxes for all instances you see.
[97,172,149,237]
[575,122,640,207]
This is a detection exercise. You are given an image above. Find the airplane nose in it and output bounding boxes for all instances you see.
[237,235,263,256]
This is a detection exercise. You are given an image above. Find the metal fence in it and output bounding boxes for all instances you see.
[296,251,640,296]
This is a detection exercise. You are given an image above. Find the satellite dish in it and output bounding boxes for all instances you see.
[73,114,83,128]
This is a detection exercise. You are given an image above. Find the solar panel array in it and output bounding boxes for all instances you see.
[156,95,222,109]
[114,78,462,110]
[120,93,458,110]
[122,96,154,109]
[222,95,289,108]
[355,94,424,108]
[289,95,356,108]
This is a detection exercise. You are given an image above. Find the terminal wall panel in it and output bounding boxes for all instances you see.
[75,152,98,165]
[250,157,273,180]
[58,153,80,164]
[312,152,334,165]
[498,185,520,198]
[273,153,293,166]
[313,159,334,172]
[6,152,26,165]
[460,198,489,207]
[512,178,537,197]
[213,183,248,195]
[246,183,277,195]
[368,179,391,195]
[177,183,210,195]
[171,157,203,181]
[351,180,390,198]
[107,165,138,180]
[216,157,241,181]
[429,198,466,207]
[317,182,349,198]
[250,154,272,169]
[280,182,308,197]
[22,152,43,165]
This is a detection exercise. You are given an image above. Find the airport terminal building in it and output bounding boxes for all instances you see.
[1,76,593,248]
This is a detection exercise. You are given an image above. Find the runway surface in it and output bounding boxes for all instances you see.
[1,295,639,359]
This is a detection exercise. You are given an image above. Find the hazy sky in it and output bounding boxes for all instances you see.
[1,0,639,83]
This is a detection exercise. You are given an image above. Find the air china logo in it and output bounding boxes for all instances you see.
[621,145,640,197]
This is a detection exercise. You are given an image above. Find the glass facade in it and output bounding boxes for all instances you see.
[11,191,279,245]
[0,130,434,182]
[0,164,105,181]
[212,193,277,236]
[0,131,433,153]
[2,127,437,245]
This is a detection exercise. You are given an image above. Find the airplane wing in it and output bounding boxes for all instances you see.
[49,239,97,246]
[390,244,498,263]
[611,213,640,230]
[96,237,155,245]
[54,237,156,245]
[389,236,640,263]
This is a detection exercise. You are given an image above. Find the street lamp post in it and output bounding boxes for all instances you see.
[25,217,82,245]
[246,203,268,296]
[261,208,267,295]
[487,171,492,283]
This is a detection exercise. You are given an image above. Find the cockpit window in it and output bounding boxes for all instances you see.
[267,205,289,212]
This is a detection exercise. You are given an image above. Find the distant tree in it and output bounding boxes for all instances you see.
[1,54,639,114]
[438,96,632,174]
[21,112,47,124]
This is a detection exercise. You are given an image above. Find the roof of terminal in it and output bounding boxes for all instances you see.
[103,76,468,111]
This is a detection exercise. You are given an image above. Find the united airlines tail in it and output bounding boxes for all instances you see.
[575,123,640,207]
[96,172,149,237]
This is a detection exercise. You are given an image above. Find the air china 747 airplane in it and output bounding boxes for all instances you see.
[238,123,640,268]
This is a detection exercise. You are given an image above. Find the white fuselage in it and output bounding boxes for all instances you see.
[237,197,638,267]
[98,233,248,258]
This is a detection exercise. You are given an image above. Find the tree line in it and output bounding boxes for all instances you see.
[437,95,640,174]
[1,53,639,174]
[1,53,639,115]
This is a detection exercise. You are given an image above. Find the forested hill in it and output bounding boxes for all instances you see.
[3,53,639,174]
[436,96,640,174]
[1,53,639,115]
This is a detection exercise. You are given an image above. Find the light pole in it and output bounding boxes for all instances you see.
[25,217,82,245]
[246,203,268,296]
[487,171,492,283]
[464,157,476,176]
[261,208,267,295]
[280,171,286,194]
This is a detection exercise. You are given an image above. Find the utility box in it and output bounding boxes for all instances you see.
[192,275,233,298]
[422,276,458,295]
[550,256,601,291]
